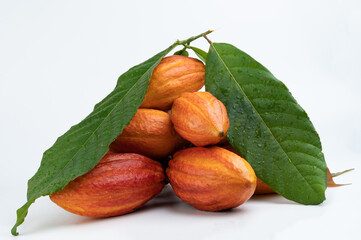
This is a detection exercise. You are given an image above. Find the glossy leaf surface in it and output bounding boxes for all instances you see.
[205,42,327,205]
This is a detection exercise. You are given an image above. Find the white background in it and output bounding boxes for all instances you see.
[1,0,360,239]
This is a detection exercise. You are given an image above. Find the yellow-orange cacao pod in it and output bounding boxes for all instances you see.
[170,92,229,146]
[110,109,185,159]
[166,147,256,211]
[140,55,205,110]
[222,144,275,195]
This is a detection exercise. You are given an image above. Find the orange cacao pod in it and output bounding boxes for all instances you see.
[222,144,275,195]
[110,109,185,159]
[140,55,205,110]
[170,92,229,146]
[255,178,275,194]
[50,152,165,217]
[166,147,256,211]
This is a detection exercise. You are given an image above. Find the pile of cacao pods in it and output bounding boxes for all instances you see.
[50,55,274,217]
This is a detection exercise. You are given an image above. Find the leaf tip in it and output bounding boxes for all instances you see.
[11,225,19,236]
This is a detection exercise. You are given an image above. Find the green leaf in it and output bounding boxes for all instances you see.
[12,46,175,236]
[205,42,327,205]
[174,49,189,57]
[190,46,207,62]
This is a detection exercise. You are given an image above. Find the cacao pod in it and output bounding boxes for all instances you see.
[166,146,256,211]
[50,152,165,217]
[110,108,185,159]
[140,55,205,110]
[170,92,229,146]
[222,144,275,194]
[255,178,275,194]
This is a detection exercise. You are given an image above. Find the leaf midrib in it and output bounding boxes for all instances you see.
[209,43,322,200]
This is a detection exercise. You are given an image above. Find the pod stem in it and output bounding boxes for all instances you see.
[167,30,214,52]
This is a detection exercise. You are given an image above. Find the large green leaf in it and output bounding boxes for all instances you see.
[205,43,327,205]
[12,47,175,236]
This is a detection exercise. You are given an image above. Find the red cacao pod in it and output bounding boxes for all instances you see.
[50,152,165,217]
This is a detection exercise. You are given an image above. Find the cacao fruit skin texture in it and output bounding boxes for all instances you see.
[140,55,205,110]
[110,109,185,159]
[166,147,256,211]
[50,152,165,217]
[171,92,229,147]
[222,144,275,195]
